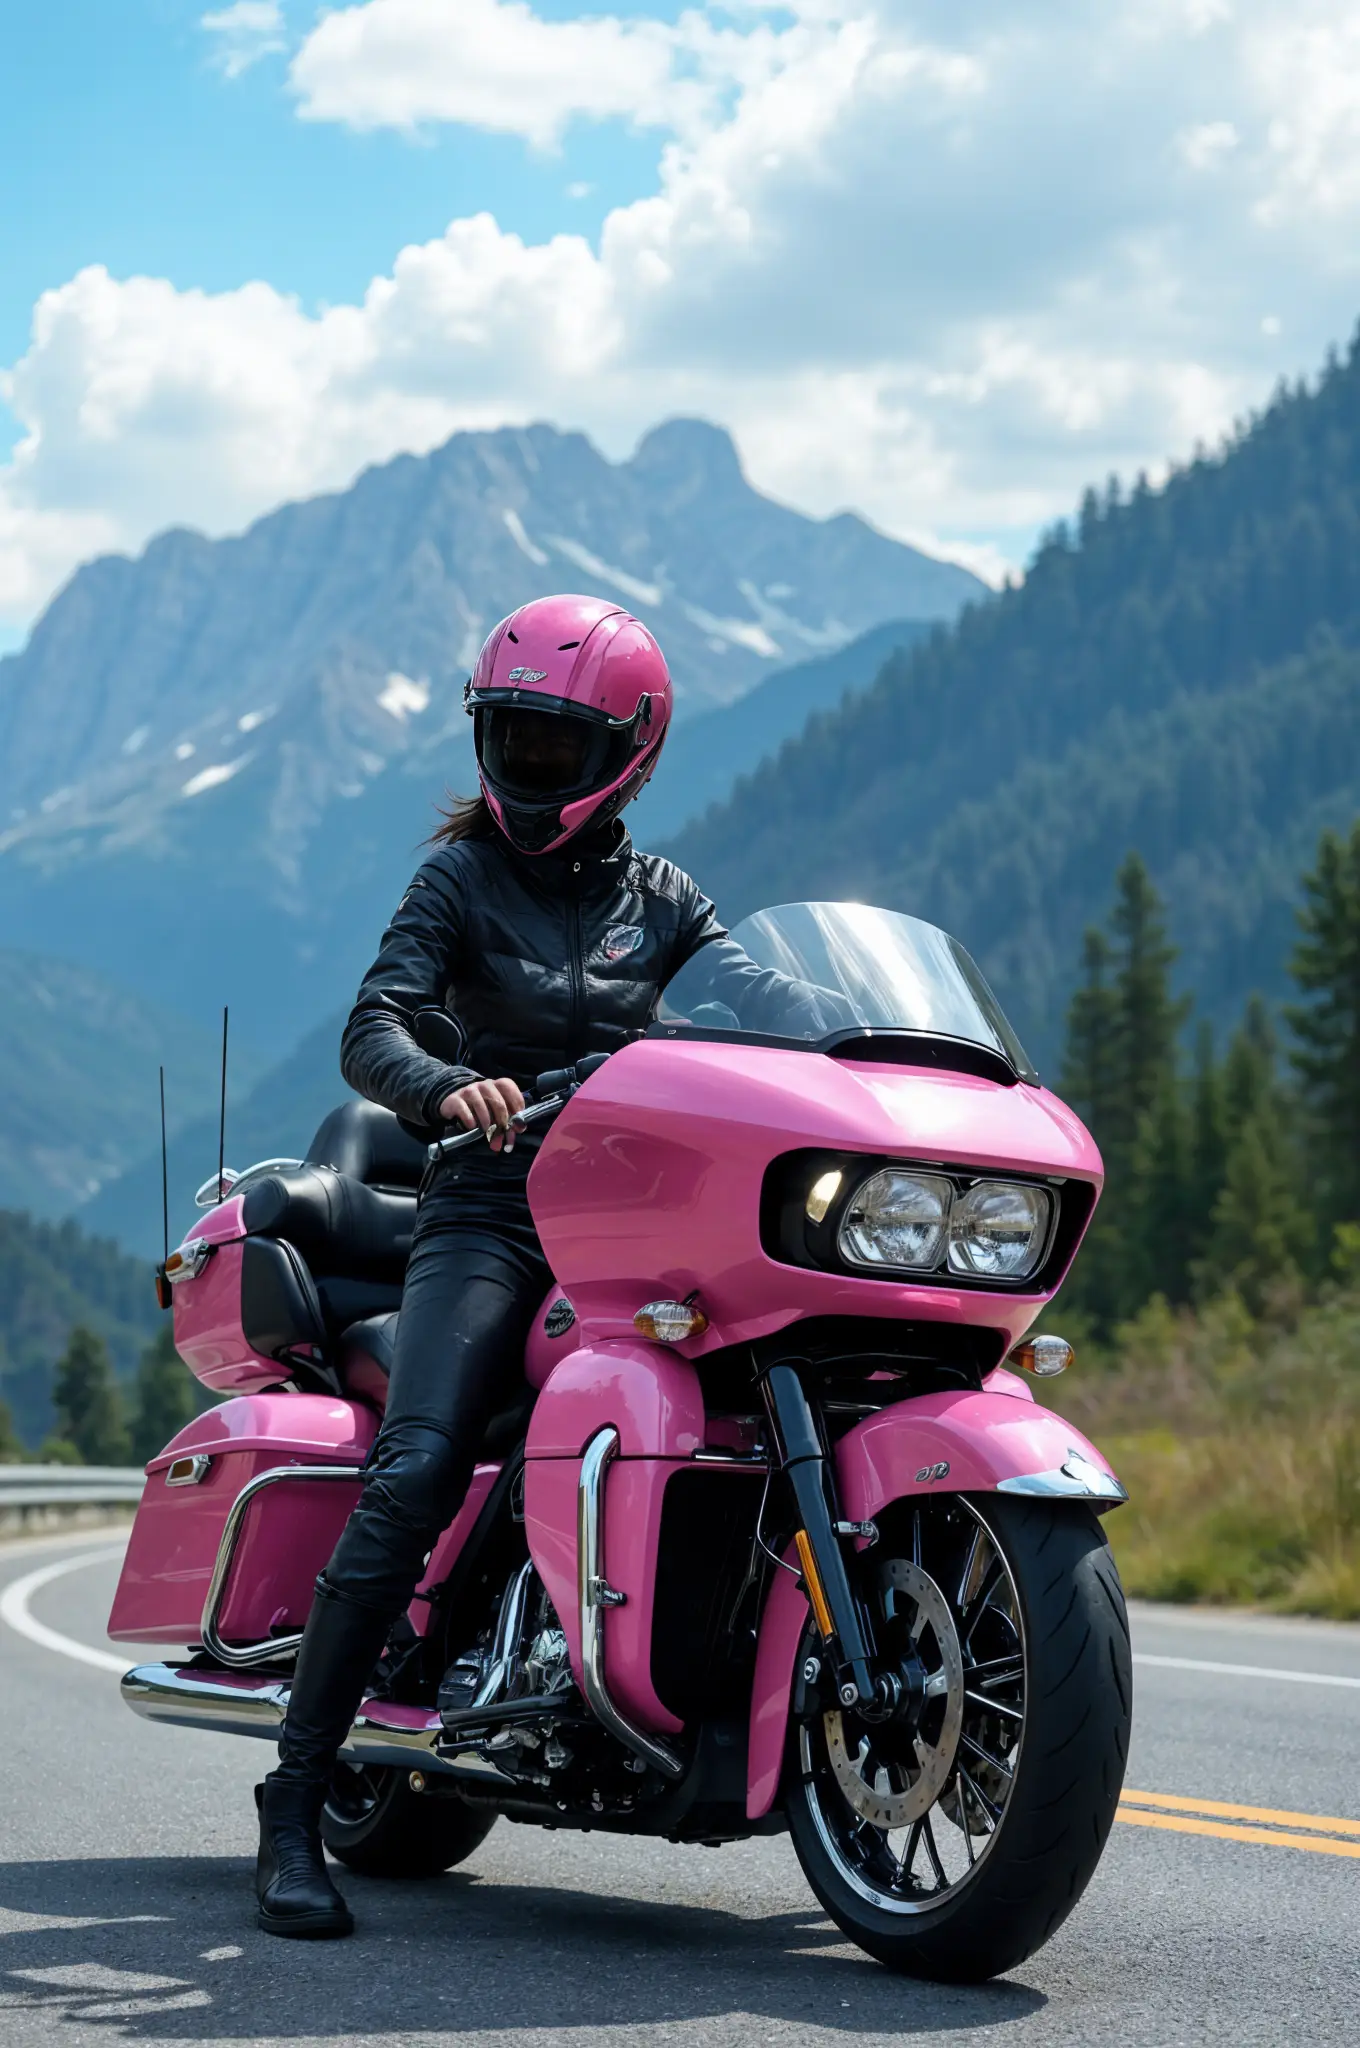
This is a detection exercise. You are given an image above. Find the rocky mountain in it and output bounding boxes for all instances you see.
[0,950,262,1220]
[0,418,980,1048]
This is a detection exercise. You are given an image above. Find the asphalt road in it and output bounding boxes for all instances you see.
[2,1529,1358,2046]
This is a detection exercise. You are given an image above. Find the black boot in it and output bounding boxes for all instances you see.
[255,1778,353,1939]
[254,1578,393,1939]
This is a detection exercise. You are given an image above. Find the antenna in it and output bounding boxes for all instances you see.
[159,1066,169,1269]
[217,1006,229,1203]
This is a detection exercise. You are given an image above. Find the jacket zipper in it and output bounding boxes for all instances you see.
[567,859,585,1058]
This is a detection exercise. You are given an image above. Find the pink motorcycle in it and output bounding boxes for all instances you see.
[111,901,1129,1983]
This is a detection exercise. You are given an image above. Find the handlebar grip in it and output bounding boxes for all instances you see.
[532,1050,612,1097]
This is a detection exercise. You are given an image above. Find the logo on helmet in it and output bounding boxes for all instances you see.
[507,666,548,683]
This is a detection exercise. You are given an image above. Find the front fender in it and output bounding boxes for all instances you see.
[745,1386,1125,1819]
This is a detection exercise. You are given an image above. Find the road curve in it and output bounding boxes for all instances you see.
[2,1531,1358,2047]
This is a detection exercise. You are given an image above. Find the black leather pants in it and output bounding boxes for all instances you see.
[275,1153,551,1784]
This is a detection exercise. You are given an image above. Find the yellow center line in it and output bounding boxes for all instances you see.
[1121,1787,1360,1837]
[1117,1807,1360,1859]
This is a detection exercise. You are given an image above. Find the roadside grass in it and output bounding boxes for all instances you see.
[1043,1277,1360,1618]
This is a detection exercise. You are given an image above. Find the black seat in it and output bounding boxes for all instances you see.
[340,1312,535,1452]
[305,1100,427,1191]
[240,1165,414,1282]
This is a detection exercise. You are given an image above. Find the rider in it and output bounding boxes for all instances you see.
[255,593,798,1938]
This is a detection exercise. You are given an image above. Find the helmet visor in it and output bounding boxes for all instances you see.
[477,704,638,803]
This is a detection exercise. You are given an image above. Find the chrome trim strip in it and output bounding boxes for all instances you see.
[199,1463,364,1668]
[577,1428,684,1780]
[997,1450,1128,1505]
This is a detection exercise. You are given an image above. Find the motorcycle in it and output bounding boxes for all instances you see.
[111,900,1130,1983]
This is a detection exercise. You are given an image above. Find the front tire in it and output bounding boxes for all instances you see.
[322,1764,497,1878]
[786,1493,1130,1983]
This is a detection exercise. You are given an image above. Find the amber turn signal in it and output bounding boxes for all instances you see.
[1009,1334,1073,1377]
[634,1299,709,1343]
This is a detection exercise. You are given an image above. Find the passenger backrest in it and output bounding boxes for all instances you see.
[304,1100,427,1192]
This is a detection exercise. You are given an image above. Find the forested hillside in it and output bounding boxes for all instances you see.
[0,1209,159,1446]
[671,337,1360,1061]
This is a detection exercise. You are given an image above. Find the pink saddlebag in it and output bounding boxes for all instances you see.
[109,1393,376,1647]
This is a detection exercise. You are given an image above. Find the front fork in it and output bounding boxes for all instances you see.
[759,1363,899,1720]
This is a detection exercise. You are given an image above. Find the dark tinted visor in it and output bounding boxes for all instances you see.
[478,704,637,801]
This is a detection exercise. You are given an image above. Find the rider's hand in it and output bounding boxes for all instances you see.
[438,1077,526,1152]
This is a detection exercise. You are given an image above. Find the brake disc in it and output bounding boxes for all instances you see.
[823,1558,965,1828]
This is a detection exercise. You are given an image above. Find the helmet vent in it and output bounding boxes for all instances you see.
[506,629,519,643]
[558,640,580,650]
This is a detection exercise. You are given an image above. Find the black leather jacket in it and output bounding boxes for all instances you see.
[341,823,820,1132]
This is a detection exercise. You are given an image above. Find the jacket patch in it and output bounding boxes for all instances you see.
[603,924,645,962]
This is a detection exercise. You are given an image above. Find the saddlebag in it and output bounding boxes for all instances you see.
[108,1393,376,1648]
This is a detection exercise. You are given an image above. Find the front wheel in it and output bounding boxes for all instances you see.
[322,1764,497,1878]
[786,1493,1130,1983]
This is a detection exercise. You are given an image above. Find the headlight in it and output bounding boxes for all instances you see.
[947,1180,1052,1280]
[838,1170,952,1271]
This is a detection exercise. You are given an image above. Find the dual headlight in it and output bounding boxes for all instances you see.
[834,1168,1054,1283]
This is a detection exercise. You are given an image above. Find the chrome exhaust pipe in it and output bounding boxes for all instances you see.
[120,1664,500,1781]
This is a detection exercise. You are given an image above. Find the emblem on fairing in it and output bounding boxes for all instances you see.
[604,924,645,961]
[915,1461,950,1484]
[544,1297,576,1339]
[507,666,548,683]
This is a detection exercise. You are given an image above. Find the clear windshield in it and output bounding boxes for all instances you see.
[656,901,1037,1083]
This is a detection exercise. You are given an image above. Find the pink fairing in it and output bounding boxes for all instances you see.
[526,1339,704,1458]
[744,1390,1123,1819]
[529,1036,1102,1358]
[526,1337,706,1734]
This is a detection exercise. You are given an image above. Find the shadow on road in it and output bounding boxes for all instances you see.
[0,1855,1046,2037]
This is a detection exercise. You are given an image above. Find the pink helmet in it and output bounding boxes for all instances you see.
[466,593,673,855]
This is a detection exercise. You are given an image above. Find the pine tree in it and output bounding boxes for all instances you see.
[49,1325,130,1466]
[1060,928,1122,1134]
[1288,819,1360,1229]
[1186,1021,1229,1266]
[1108,852,1190,1164]
[131,1325,198,1467]
[0,1397,21,1463]
[1129,1079,1195,1307]
[1196,1104,1313,1315]
[1059,857,1189,1330]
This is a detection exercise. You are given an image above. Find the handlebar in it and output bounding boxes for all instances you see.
[424,1051,613,1166]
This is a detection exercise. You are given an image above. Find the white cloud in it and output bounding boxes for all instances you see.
[1180,119,1240,171]
[292,0,683,142]
[201,2,286,80]
[7,0,1360,630]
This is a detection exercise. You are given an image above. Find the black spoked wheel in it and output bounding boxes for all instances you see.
[786,1493,1130,1983]
[322,1764,497,1878]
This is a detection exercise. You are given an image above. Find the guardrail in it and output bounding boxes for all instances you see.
[0,1465,145,1533]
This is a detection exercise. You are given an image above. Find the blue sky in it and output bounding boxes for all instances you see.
[4,1,1360,650]
[1,1,659,390]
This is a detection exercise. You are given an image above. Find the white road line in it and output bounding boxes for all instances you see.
[6,1545,1360,1696]
[0,1547,130,1674]
[1135,1651,1360,1690]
